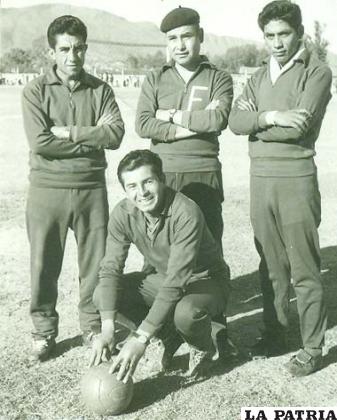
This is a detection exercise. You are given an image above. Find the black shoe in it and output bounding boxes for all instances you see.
[186,344,216,379]
[249,332,288,359]
[284,349,323,377]
[32,336,56,361]
[211,321,238,360]
[160,331,184,372]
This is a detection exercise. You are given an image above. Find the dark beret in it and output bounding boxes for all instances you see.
[160,6,200,33]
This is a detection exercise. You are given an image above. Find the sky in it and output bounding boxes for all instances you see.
[2,0,337,53]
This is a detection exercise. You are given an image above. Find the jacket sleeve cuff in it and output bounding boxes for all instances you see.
[100,310,118,320]
[165,123,177,142]
[180,111,191,129]
[138,320,158,337]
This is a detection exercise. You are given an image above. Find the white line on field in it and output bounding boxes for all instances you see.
[227,297,297,323]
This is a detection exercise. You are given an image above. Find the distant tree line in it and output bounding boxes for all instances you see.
[212,44,268,72]
[0,38,50,73]
[0,22,329,74]
[0,44,273,74]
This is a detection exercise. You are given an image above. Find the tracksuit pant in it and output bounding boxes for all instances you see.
[26,186,109,339]
[165,171,224,253]
[116,271,229,352]
[250,174,327,351]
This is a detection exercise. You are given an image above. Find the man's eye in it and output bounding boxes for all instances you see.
[75,46,86,53]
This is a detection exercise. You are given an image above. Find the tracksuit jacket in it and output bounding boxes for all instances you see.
[22,66,125,188]
[135,57,233,173]
[93,187,228,336]
[229,49,332,177]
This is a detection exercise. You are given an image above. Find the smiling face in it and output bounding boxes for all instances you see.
[49,33,87,81]
[121,165,165,216]
[263,19,303,66]
[166,24,202,70]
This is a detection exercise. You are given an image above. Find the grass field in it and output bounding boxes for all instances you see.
[1,86,337,419]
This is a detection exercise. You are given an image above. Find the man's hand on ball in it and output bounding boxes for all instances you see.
[89,332,115,367]
[109,337,146,383]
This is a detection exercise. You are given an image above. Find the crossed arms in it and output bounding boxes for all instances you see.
[229,64,332,141]
[135,70,233,142]
[22,83,124,158]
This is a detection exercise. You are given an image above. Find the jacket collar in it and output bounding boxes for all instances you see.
[42,65,97,87]
[262,48,311,68]
[162,55,216,72]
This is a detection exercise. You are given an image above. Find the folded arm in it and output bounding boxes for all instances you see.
[172,71,233,134]
[69,85,125,150]
[229,65,332,142]
[135,73,181,142]
[22,84,91,158]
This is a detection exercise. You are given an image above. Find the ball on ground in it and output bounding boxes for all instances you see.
[81,363,134,415]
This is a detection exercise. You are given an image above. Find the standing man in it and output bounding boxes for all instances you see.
[22,15,124,361]
[90,150,231,381]
[135,7,233,253]
[229,0,332,376]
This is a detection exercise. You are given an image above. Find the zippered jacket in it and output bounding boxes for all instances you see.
[22,66,125,188]
[135,57,233,173]
[93,187,228,336]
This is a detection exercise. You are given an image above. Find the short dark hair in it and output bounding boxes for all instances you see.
[258,1,302,32]
[117,150,164,187]
[47,15,87,49]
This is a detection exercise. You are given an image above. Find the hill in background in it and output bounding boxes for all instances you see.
[1,3,336,73]
[0,4,259,61]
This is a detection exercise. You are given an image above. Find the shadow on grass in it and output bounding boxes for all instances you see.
[52,334,83,358]
[127,352,247,412]
[226,245,337,360]
[322,345,337,368]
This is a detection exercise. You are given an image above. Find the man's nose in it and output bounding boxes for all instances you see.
[273,35,283,49]
[177,37,186,50]
[138,184,148,195]
[68,48,77,61]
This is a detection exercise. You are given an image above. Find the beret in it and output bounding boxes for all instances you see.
[160,6,200,33]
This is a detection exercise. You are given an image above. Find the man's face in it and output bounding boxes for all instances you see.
[166,24,202,70]
[122,165,165,216]
[263,19,302,66]
[49,33,87,79]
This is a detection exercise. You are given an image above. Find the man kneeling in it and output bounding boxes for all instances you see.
[90,150,230,382]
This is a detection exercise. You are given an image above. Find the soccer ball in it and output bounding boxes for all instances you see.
[81,362,134,415]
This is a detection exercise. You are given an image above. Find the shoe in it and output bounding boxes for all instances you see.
[211,321,238,360]
[187,345,215,379]
[32,336,55,361]
[160,332,184,372]
[284,349,323,377]
[82,330,100,348]
[249,331,288,359]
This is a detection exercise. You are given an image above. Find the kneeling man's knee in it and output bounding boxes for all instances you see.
[174,298,208,335]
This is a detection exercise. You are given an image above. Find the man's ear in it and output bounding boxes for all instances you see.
[48,48,56,61]
[199,27,204,43]
[160,173,166,184]
[298,24,304,40]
